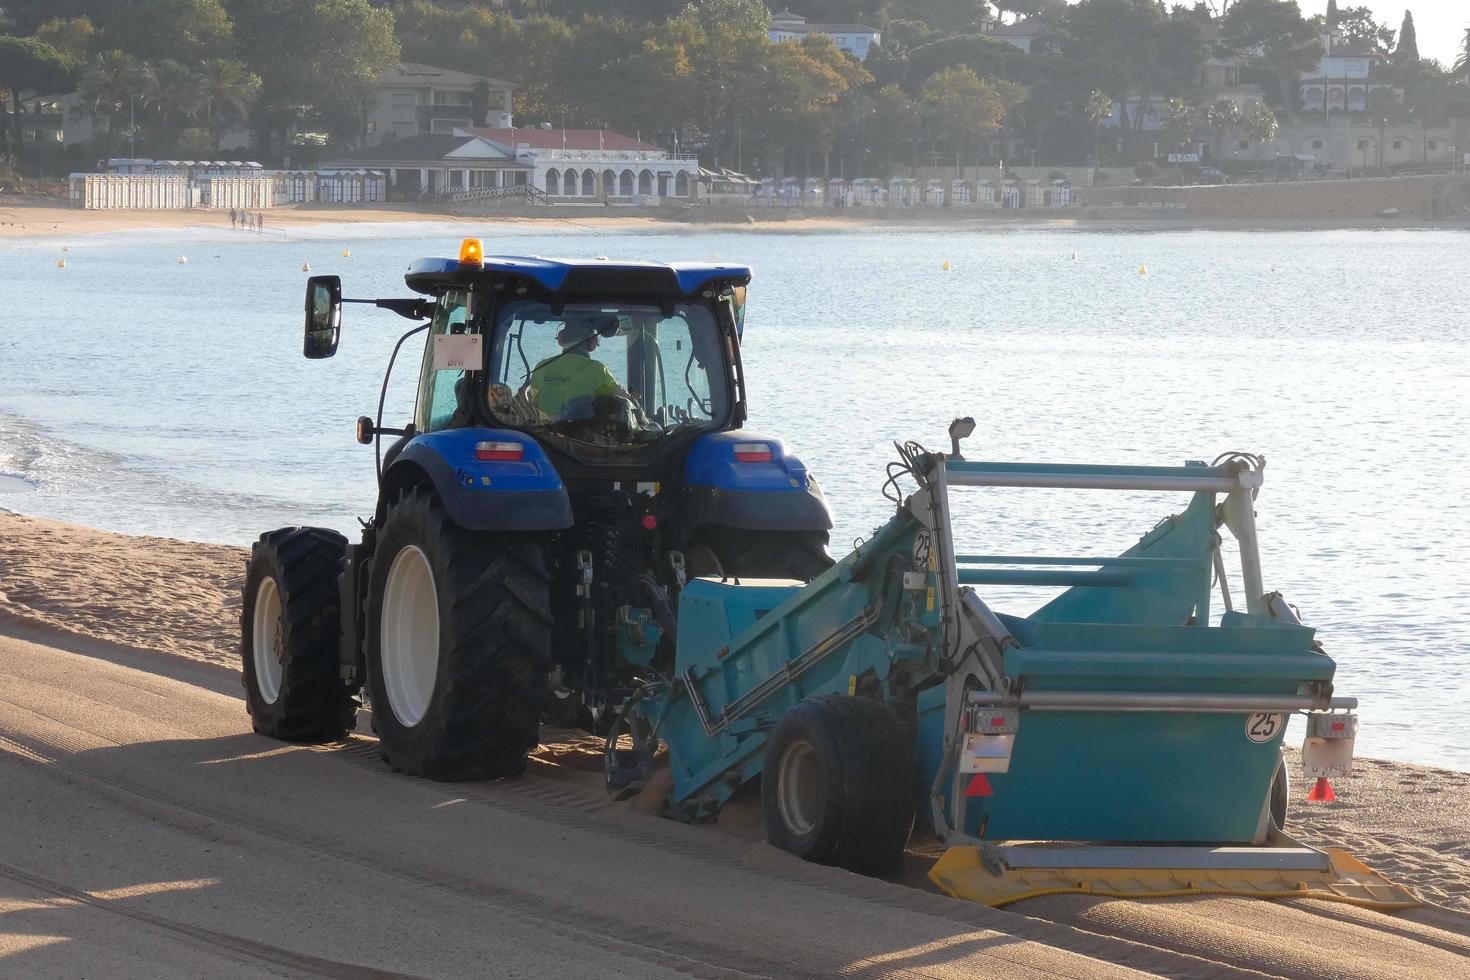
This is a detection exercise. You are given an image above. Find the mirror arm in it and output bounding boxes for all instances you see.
[341,297,434,321]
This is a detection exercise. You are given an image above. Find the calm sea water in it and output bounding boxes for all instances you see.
[1,221,1467,770]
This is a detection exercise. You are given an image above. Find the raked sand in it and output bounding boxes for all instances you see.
[0,509,1468,977]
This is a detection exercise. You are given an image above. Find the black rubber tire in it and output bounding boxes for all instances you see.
[690,528,834,582]
[364,487,552,781]
[240,526,357,742]
[761,695,917,877]
[1270,754,1289,830]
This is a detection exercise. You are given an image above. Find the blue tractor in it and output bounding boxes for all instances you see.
[240,239,833,780]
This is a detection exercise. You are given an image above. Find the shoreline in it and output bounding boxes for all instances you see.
[0,507,1468,916]
[4,195,1467,240]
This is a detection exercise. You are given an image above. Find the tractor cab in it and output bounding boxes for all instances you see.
[419,289,734,463]
[398,240,750,474]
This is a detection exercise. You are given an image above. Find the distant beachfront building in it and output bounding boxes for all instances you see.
[768,10,880,61]
[323,134,530,197]
[364,63,516,146]
[982,20,1040,54]
[8,91,93,148]
[323,127,699,202]
[1299,48,1395,114]
[463,127,700,201]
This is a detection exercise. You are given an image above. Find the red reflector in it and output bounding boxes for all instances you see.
[475,441,523,462]
[1306,777,1337,802]
[1330,722,1345,732]
[964,773,993,797]
[732,442,772,464]
[641,514,657,530]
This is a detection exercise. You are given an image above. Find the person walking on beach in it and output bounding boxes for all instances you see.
[230,207,237,229]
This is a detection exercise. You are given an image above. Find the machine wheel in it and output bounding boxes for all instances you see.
[240,527,357,742]
[689,528,834,581]
[364,487,552,781]
[761,695,917,877]
[1270,755,1289,830]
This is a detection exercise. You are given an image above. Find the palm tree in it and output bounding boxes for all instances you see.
[1204,97,1241,167]
[80,51,143,156]
[991,79,1029,171]
[1367,88,1397,173]
[1243,102,1278,175]
[197,59,261,148]
[1085,90,1112,166]
[1456,27,1470,86]
[1163,98,1195,157]
[140,61,203,146]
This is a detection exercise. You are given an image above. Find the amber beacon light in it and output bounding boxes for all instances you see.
[458,237,485,267]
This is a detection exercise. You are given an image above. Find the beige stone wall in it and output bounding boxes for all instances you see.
[1081,175,1470,219]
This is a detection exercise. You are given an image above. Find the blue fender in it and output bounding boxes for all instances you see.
[382,429,573,532]
[681,431,833,532]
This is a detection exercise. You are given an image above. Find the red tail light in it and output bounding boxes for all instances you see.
[475,441,524,462]
[733,442,772,464]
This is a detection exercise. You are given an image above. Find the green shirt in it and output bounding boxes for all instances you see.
[529,351,621,416]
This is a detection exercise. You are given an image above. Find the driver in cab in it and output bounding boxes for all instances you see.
[528,316,623,416]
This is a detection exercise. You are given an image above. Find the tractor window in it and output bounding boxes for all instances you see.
[414,289,479,433]
[486,299,730,451]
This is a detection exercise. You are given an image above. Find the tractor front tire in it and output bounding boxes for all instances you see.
[690,528,834,582]
[762,695,917,877]
[241,527,357,742]
[365,487,552,781]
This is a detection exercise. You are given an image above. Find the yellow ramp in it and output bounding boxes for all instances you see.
[929,846,1422,911]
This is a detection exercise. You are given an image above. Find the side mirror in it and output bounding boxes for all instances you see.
[304,275,342,359]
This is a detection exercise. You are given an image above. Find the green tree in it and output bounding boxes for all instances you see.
[1085,89,1113,163]
[0,35,77,157]
[33,17,95,60]
[227,0,398,158]
[1366,86,1398,171]
[1457,28,1470,85]
[1060,0,1200,160]
[919,64,1002,171]
[1403,64,1453,164]
[1393,10,1418,63]
[1243,99,1277,169]
[674,0,772,39]
[1204,96,1240,163]
[1163,96,1194,151]
[1222,0,1323,122]
[79,49,143,156]
[1334,7,1394,54]
[94,0,234,62]
[991,78,1028,163]
[871,83,920,169]
[139,60,203,147]
[196,58,260,147]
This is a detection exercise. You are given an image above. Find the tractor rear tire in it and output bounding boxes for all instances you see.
[762,695,917,877]
[365,487,552,781]
[1270,755,1290,830]
[240,527,357,742]
[690,529,834,582]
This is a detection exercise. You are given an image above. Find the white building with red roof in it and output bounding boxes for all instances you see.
[461,127,700,201]
[323,127,700,203]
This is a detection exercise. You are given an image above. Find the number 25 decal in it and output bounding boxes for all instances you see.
[1246,712,1284,743]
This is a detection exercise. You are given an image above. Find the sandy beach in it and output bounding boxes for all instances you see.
[3,194,1463,240]
[0,508,1467,977]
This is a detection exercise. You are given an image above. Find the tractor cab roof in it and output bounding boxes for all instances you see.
[404,254,753,299]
